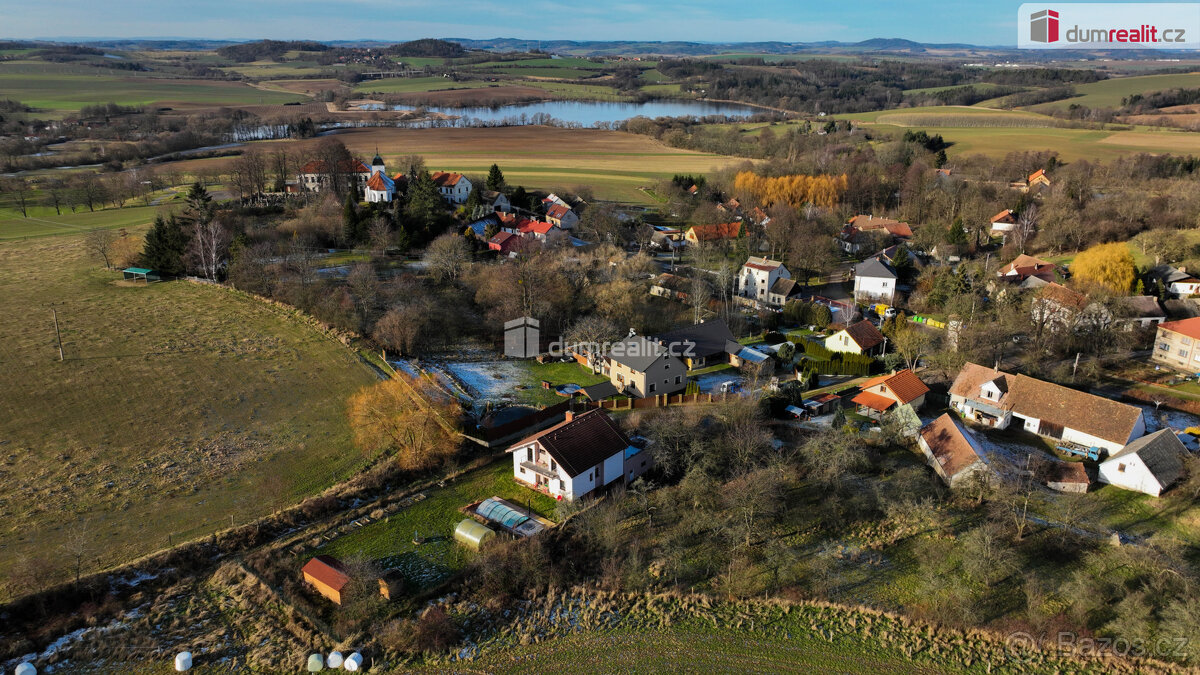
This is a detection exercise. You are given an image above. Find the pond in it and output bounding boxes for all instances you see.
[356,99,763,126]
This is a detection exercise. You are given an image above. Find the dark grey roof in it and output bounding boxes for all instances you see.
[656,319,736,359]
[724,339,743,356]
[608,336,672,372]
[581,381,620,401]
[855,257,897,280]
[770,277,800,297]
[1106,428,1186,489]
[1125,295,1166,319]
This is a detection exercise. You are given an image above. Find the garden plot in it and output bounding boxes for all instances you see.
[695,372,744,394]
[443,360,531,411]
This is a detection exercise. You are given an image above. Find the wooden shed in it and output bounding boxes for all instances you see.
[301,555,351,605]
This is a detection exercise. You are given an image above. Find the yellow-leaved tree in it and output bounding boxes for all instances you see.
[733,171,847,208]
[1072,242,1135,294]
[347,375,460,470]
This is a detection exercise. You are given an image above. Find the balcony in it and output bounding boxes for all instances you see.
[520,461,556,480]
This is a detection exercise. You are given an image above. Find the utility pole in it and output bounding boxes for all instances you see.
[52,308,63,361]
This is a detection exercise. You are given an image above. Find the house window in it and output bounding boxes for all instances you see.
[675,376,682,384]
[616,373,624,383]
[1184,337,1193,346]
[1180,349,1189,358]
[649,383,656,393]
[520,467,526,475]
[588,471,593,482]
[1159,342,1171,351]
[526,447,532,461]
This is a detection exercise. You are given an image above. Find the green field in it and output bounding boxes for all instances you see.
[0,63,305,111]
[1027,72,1200,112]
[352,77,495,95]
[315,461,558,587]
[0,231,377,595]
[0,203,171,240]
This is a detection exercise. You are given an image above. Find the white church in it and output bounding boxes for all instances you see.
[363,152,396,203]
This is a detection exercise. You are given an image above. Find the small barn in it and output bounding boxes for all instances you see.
[301,555,351,605]
[918,413,991,488]
[1098,429,1187,496]
[1040,460,1090,493]
[122,267,161,283]
[453,518,495,551]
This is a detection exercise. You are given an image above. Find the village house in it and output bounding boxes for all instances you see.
[852,257,898,305]
[542,193,570,210]
[1097,428,1186,496]
[604,335,688,398]
[918,413,992,488]
[851,369,929,420]
[737,257,790,305]
[825,320,886,356]
[989,209,1017,237]
[1011,168,1051,194]
[1122,296,1167,329]
[1039,460,1090,494]
[649,273,693,302]
[431,171,473,204]
[507,409,651,502]
[839,216,913,254]
[296,158,371,193]
[545,203,579,230]
[949,362,1146,455]
[684,222,743,245]
[1031,282,1111,332]
[488,231,523,257]
[1151,317,1200,372]
[654,319,737,369]
[1148,265,1200,298]
[997,253,1057,288]
[481,190,510,212]
[301,555,351,605]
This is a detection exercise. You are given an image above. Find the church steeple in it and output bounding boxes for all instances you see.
[371,147,384,175]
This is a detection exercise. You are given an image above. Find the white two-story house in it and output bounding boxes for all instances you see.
[507,409,651,502]
[431,171,473,205]
[738,257,790,305]
[853,257,897,305]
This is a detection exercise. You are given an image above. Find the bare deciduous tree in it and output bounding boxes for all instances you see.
[83,228,119,269]
[188,219,230,281]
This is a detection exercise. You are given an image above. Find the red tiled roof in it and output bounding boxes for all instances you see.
[1038,282,1087,311]
[990,209,1015,224]
[1158,317,1200,341]
[999,254,1054,277]
[366,172,389,191]
[879,369,929,404]
[431,171,464,187]
[853,390,896,412]
[1029,169,1047,182]
[687,222,742,241]
[520,220,556,235]
[301,555,350,592]
[546,204,571,220]
[884,222,913,238]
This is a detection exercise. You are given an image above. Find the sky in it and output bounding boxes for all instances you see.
[0,0,1024,44]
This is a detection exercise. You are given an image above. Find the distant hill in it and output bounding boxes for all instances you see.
[445,37,994,56]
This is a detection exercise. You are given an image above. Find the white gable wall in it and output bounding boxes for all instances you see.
[1099,453,1164,496]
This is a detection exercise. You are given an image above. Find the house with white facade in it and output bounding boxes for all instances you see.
[507,409,651,502]
[545,203,579,230]
[482,190,510,212]
[949,362,1146,455]
[853,257,897,304]
[363,153,395,203]
[825,320,886,356]
[431,171,473,204]
[1148,265,1200,298]
[737,257,790,305]
[1097,428,1186,496]
[296,158,371,194]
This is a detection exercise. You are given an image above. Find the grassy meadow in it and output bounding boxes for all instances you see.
[1026,71,1200,112]
[0,230,377,594]
[0,203,171,240]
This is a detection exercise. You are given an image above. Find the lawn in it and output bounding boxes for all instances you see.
[0,231,377,596]
[0,203,169,240]
[0,63,305,111]
[314,460,558,588]
[517,360,611,406]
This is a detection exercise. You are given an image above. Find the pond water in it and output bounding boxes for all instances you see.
[356,99,762,126]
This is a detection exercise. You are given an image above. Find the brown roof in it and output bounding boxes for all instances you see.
[366,172,390,191]
[510,409,630,478]
[431,171,465,187]
[842,320,885,350]
[744,261,782,272]
[302,555,350,592]
[949,362,1012,404]
[1039,460,1090,486]
[998,254,1054,277]
[1158,317,1200,341]
[884,222,913,238]
[847,215,903,230]
[546,203,572,219]
[1038,282,1088,311]
[921,413,987,478]
[687,222,742,241]
[951,362,1143,445]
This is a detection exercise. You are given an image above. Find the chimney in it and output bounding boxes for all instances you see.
[564,410,574,423]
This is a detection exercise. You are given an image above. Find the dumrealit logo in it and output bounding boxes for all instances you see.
[1018,4,1200,49]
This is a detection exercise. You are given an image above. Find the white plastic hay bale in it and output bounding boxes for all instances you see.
[343,652,363,671]
[15,664,36,675]
[174,651,193,671]
[306,653,325,671]
[326,651,344,668]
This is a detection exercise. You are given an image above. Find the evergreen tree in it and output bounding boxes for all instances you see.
[141,214,186,276]
[832,406,847,429]
[342,196,363,245]
[945,218,968,245]
[465,185,483,212]
[483,222,500,240]
[511,185,529,211]
[183,182,213,227]
[485,164,506,192]
[404,171,447,243]
[891,245,913,283]
[935,149,948,168]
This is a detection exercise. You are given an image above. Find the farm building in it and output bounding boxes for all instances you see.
[301,555,351,605]
[1039,460,1090,493]
[122,267,160,283]
[1097,429,1187,497]
[918,413,991,488]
